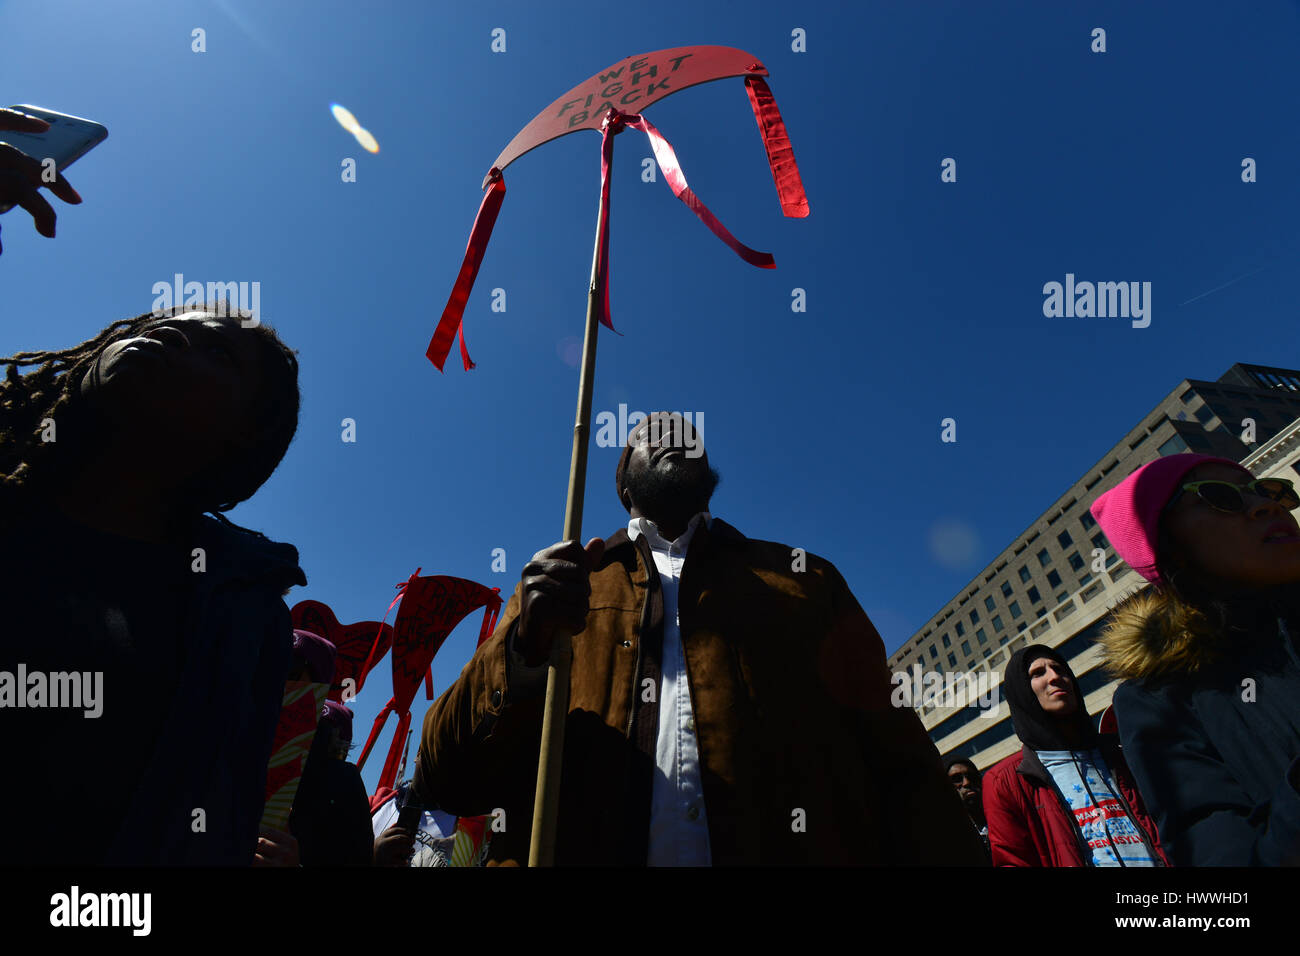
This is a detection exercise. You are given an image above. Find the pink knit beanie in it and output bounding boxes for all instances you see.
[1089,454,1249,585]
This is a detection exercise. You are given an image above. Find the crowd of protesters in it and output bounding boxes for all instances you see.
[3,107,1300,867]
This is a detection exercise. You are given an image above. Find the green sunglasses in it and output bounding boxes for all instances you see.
[1169,477,1299,515]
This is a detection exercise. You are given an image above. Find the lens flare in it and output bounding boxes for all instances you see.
[353,127,380,154]
[331,103,379,153]
[330,103,361,135]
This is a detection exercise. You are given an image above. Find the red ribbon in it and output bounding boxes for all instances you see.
[594,116,619,332]
[376,709,412,794]
[622,112,776,271]
[428,173,506,371]
[355,701,392,774]
[744,75,809,218]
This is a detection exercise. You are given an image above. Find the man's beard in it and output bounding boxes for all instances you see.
[625,458,720,523]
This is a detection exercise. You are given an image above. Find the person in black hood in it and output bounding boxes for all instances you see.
[943,754,990,860]
[980,644,1167,866]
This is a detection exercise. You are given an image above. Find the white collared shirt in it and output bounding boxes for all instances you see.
[627,511,713,867]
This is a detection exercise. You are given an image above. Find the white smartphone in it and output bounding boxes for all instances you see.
[0,105,108,213]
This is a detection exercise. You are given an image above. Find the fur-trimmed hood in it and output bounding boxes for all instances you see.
[1102,586,1300,684]
[1101,590,1223,683]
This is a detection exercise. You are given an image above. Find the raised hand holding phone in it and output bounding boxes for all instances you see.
[0,106,103,254]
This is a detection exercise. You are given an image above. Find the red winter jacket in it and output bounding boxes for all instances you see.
[982,740,1170,867]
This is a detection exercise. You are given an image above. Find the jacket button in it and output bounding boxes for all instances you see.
[622,640,631,648]
[491,690,503,707]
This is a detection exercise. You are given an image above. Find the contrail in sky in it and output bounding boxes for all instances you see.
[1179,265,1268,307]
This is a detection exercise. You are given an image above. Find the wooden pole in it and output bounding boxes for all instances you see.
[527,128,611,867]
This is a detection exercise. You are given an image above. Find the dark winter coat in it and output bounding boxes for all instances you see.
[290,731,375,866]
[0,507,305,865]
[1105,588,1300,866]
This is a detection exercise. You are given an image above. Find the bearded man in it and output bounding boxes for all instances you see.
[408,412,984,865]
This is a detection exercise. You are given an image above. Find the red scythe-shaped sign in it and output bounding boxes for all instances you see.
[354,570,503,796]
[290,600,395,703]
[431,45,808,867]
[429,44,807,372]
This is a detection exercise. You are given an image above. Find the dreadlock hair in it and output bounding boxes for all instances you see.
[0,302,299,523]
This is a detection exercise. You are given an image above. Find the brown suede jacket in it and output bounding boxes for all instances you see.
[415,518,986,865]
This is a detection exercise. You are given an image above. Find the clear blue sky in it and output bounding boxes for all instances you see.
[3,0,1299,793]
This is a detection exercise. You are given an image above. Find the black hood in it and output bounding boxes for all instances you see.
[1003,644,1098,752]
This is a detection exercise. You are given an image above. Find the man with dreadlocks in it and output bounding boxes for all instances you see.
[0,306,305,865]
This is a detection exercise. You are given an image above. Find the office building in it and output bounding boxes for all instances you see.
[888,363,1300,770]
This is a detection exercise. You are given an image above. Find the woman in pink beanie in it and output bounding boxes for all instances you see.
[1091,453,1300,865]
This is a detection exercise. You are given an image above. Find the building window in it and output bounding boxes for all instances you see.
[1018,566,1031,584]
[976,628,987,645]
[984,596,996,612]
[1001,581,1013,598]
[1158,434,1190,457]
[1068,552,1084,571]
[992,615,1004,632]
[1057,530,1073,548]
[1194,405,1215,425]
[1015,622,1026,633]
[983,648,992,659]
[960,640,971,656]
[1037,548,1051,568]
[955,621,965,637]
[947,652,957,667]
[970,610,980,625]
[929,645,938,660]
[1080,512,1096,531]
[1079,572,1093,587]
[1009,600,1022,619]
[1027,586,1041,604]
[1056,591,1069,605]
[942,634,951,648]
[1090,531,1107,552]
[1047,570,1062,588]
